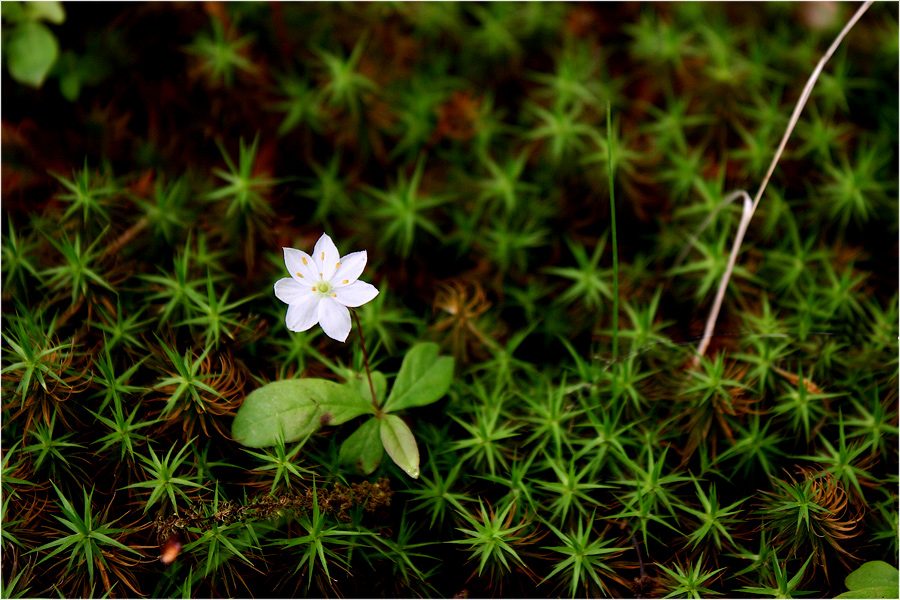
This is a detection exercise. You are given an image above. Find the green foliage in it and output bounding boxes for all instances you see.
[380,414,420,479]
[314,36,378,122]
[2,1,65,87]
[23,411,83,476]
[542,515,628,598]
[232,378,374,447]
[88,394,156,463]
[363,510,438,592]
[50,160,116,225]
[757,468,858,577]
[183,18,258,88]
[451,498,534,580]
[545,234,613,314]
[273,480,368,592]
[382,342,454,412]
[124,442,207,514]
[681,475,745,552]
[538,456,612,522]
[1,219,39,293]
[524,100,593,165]
[450,395,520,476]
[1,309,70,399]
[366,156,448,258]
[271,73,324,137]
[3,2,896,597]
[294,154,351,220]
[795,413,876,501]
[179,272,256,346]
[836,561,900,599]
[244,431,312,494]
[41,231,116,307]
[738,552,817,598]
[140,242,208,323]
[819,137,892,228]
[31,482,140,589]
[656,553,725,599]
[234,342,453,479]
[339,416,385,477]
[133,175,193,243]
[406,460,467,529]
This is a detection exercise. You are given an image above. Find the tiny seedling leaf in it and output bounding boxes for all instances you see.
[232,379,375,447]
[7,21,58,87]
[24,1,66,24]
[338,417,383,475]
[383,342,454,412]
[380,414,419,478]
[836,561,900,599]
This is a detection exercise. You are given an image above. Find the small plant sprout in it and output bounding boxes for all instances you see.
[31,482,143,596]
[274,479,369,593]
[124,441,207,514]
[235,233,453,480]
[541,514,629,598]
[656,553,726,599]
[451,498,540,586]
[738,551,817,598]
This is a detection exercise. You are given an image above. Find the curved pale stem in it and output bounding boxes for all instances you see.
[693,0,874,366]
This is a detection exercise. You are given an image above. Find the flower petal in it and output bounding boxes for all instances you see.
[333,280,379,308]
[333,251,367,287]
[313,233,341,281]
[318,298,352,342]
[283,247,318,282]
[285,296,321,332]
[274,277,313,305]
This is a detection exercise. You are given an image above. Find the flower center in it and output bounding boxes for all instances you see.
[314,280,333,295]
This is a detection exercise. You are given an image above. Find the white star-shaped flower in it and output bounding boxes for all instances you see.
[274,233,379,342]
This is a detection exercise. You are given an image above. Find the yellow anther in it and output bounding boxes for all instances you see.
[301,257,308,265]
[332,293,337,297]
[321,252,325,260]
[296,272,303,278]
[312,286,316,291]
[319,273,323,277]
[335,261,341,268]
[342,279,349,284]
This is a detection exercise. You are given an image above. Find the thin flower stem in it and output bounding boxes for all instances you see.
[627,522,647,599]
[350,307,378,410]
[607,102,619,364]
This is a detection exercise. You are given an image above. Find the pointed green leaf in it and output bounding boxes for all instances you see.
[232,379,375,447]
[380,415,419,478]
[383,342,454,412]
[338,417,383,475]
[837,561,900,599]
